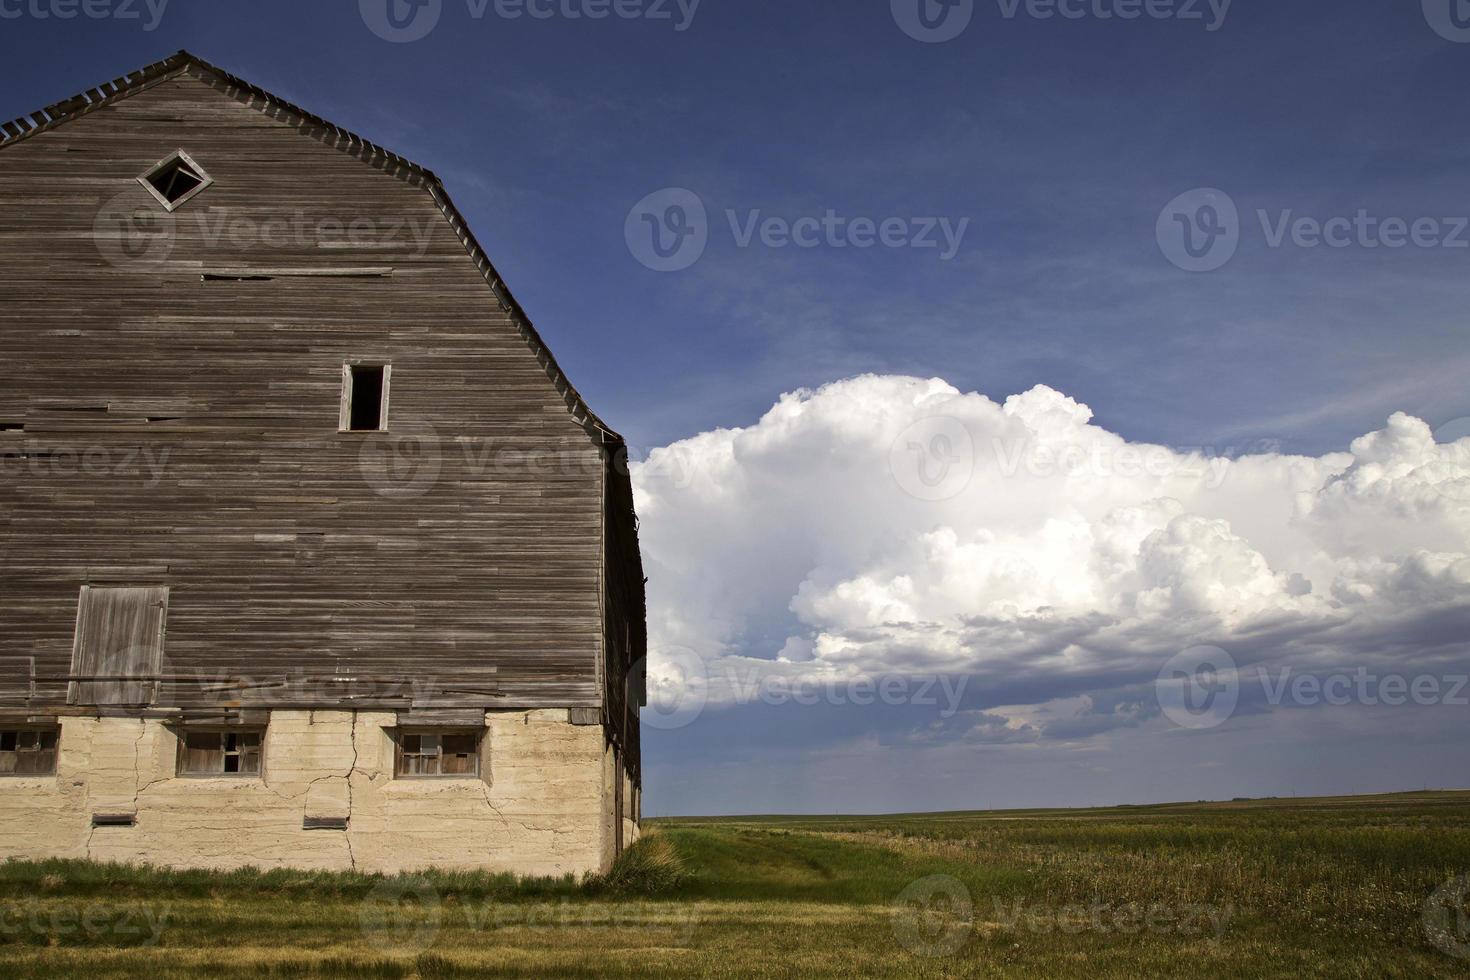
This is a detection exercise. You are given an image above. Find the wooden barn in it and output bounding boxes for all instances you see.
[0,51,646,874]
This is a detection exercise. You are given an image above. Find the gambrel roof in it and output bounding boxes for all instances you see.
[0,49,621,448]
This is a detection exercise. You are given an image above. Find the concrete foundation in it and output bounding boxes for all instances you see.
[0,709,631,876]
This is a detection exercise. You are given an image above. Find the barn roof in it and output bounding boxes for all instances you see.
[0,49,622,447]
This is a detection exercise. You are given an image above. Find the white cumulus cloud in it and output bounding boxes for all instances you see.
[632,375,1470,728]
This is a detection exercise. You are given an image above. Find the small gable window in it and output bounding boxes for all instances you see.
[138,150,213,211]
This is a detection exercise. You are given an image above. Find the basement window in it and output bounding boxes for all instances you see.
[395,731,480,779]
[342,364,390,432]
[0,729,58,776]
[177,729,263,777]
[137,150,213,211]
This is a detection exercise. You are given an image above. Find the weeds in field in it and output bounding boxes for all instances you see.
[587,833,690,895]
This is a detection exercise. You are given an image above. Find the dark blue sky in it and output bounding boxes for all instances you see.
[4,0,1466,457]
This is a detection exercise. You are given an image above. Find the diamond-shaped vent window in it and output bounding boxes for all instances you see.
[138,150,213,211]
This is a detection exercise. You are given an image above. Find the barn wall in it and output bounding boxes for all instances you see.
[0,67,605,709]
[0,709,616,875]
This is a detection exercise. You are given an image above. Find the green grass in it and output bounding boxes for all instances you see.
[1,791,1467,977]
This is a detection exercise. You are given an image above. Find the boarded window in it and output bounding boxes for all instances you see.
[342,364,390,431]
[0,729,58,776]
[69,586,168,706]
[395,731,480,778]
[177,730,263,777]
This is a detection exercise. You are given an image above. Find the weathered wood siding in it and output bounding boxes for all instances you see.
[0,68,613,711]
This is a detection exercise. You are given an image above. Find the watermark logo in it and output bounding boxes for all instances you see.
[360,0,443,42]
[1157,188,1239,273]
[93,191,177,270]
[626,188,709,273]
[360,877,442,953]
[889,416,976,501]
[0,443,171,487]
[626,188,971,270]
[1156,645,1239,730]
[892,0,974,43]
[996,0,1231,30]
[1157,650,1469,730]
[358,422,444,498]
[0,0,170,31]
[992,898,1233,938]
[93,196,440,269]
[723,669,970,718]
[892,875,973,957]
[1433,418,1470,503]
[635,647,710,730]
[0,903,169,944]
[1424,0,1470,43]
[893,0,1231,41]
[362,0,700,41]
[1425,876,1470,959]
[1160,191,1470,272]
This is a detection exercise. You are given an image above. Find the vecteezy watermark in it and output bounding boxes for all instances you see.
[892,0,1231,43]
[625,188,709,273]
[360,878,443,954]
[633,647,710,731]
[990,898,1233,939]
[889,417,1244,502]
[1424,876,1470,959]
[0,0,169,31]
[892,876,974,957]
[891,876,1230,957]
[1156,646,1240,730]
[1156,188,1240,273]
[1159,188,1470,272]
[361,879,701,950]
[723,669,970,718]
[889,416,976,502]
[148,662,508,709]
[635,649,972,731]
[891,0,975,43]
[625,188,971,272]
[1437,418,1470,445]
[1256,667,1470,710]
[1434,418,1470,503]
[93,192,177,270]
[1423,0,1470,43]
[93,192,442,271]
[360,0,701,43]
[357,423,446,498]
[0,445,172,487]
[0,903,170,945]
[1157,647,1470,730]
[356,426,700,499]
[989,436,1235,489]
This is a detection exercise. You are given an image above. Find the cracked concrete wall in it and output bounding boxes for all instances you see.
[0,708,622,875]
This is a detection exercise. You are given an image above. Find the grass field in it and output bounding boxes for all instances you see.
[1,790,1468,977]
